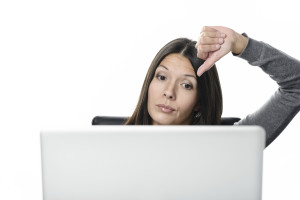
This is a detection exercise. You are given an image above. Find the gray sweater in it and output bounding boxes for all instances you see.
[234,36,300,147]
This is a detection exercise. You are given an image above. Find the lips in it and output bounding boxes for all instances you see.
[156,104,176,113]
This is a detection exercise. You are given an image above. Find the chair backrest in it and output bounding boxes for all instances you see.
[92,116,240,125]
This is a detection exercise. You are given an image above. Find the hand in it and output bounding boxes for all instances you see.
[195,26,248,76]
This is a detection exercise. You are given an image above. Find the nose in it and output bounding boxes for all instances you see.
[163,83,176,100]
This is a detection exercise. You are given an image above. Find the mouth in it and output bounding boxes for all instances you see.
[156,104,176,113]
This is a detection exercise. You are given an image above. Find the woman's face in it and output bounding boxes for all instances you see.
[147,53,199,125]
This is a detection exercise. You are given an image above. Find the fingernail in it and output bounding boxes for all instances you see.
[221,33,226,38]
[216,44,220,48]
[218,38,224,44]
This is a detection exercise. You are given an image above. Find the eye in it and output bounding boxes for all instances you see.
[182,83,193,90]
[156,74,166,81]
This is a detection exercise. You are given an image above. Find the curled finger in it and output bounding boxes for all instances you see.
[200,31,226,39]
[197,44,221,53]
[200,36,224,45]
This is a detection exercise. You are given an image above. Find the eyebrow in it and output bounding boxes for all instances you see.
[158,65,197,80]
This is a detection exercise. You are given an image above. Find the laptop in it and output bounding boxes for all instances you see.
[40,126,265,200]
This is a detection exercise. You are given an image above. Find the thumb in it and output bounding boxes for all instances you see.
[197,57,216,77]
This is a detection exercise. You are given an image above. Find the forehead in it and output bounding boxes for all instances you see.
[159,53,195,75]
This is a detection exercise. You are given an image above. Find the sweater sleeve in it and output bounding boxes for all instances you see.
[234,36,300,147]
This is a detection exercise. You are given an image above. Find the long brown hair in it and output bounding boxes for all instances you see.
[125,38,222,125]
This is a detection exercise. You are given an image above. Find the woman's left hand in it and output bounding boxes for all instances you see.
[195,26,248,76]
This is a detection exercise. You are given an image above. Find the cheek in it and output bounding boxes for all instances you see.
[148,81,160,100]
[148,82,154,102]
[147,81,158,107]
[178,91,198,112]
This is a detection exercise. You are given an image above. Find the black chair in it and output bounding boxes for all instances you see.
[92,116,240,125]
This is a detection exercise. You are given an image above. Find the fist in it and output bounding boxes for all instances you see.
[195,26,247,76]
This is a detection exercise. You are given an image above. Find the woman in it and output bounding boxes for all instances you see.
[125,26,300,147]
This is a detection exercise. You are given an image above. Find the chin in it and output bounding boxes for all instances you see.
[151,114,176,125]
[151,112,193,125]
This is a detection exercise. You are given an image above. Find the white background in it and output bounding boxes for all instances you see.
[0,0,299,199]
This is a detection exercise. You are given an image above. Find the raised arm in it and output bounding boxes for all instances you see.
[196,26,300,147]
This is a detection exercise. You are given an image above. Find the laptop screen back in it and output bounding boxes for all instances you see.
[40,126,265,200]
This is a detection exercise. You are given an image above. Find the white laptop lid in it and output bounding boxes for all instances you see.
[40,126,265,200]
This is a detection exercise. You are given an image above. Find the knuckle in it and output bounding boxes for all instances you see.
[198,45,204,51]
[199,37,205,44]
